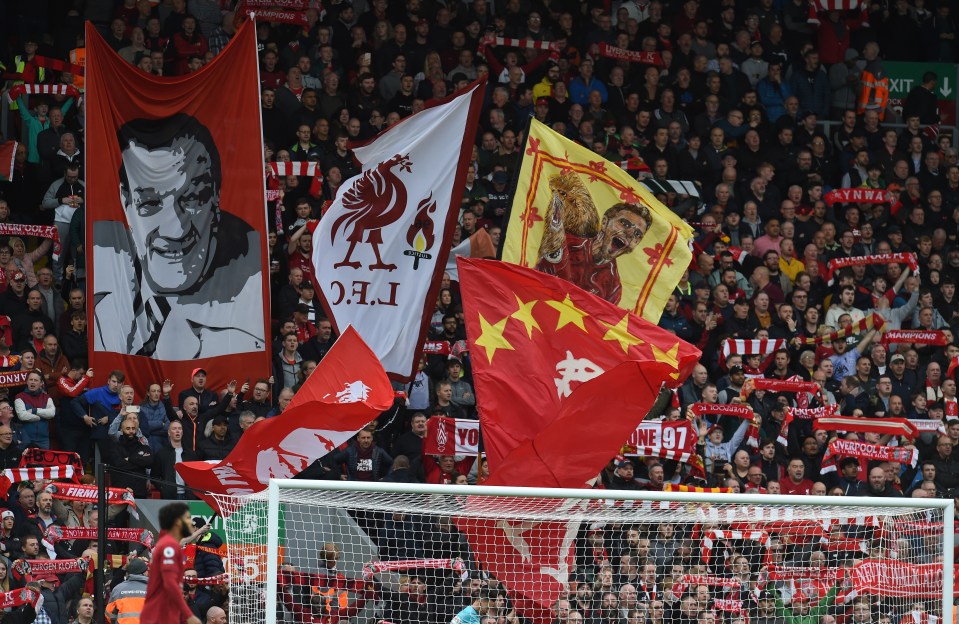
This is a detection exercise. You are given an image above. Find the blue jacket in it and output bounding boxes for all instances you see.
[72,384,120,440]
[569,76,608,106]
[756,77,793,122]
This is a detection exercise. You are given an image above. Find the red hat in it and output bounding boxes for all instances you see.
[191,367,207,377]
[793,589,811,602]
[707,424,722,436]
[535,97,549,106]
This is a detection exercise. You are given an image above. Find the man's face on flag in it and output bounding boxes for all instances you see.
[121,135,217,294]
[595,208,648,263]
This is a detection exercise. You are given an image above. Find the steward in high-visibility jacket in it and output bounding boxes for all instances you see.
[857,48,889,120]
[106,560,149,624]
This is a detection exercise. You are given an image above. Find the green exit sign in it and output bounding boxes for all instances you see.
[885,61,958,125]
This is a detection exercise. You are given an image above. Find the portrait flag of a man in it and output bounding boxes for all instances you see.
[85,20,270,391]
[311,79,486,382]
[501,119,693,322]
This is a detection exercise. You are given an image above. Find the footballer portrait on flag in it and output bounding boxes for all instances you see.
[535,171,653,305]
[502,119,693,322]
[92,114,263,360]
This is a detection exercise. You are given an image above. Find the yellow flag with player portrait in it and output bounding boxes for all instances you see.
[502,119,693,322]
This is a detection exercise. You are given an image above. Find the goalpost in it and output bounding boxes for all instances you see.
[217,481,955,624]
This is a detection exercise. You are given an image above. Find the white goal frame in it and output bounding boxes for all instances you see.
[263,479,955,624]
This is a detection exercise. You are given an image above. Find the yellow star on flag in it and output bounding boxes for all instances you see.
[601,314,645,354]
[545,295,589,332]
[510,296,541,339]
[651,342,680,379]
[474,313,515,364]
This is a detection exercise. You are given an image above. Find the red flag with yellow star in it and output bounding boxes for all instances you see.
[457,258,700,483]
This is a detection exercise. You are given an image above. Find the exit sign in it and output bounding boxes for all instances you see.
[885,61,958,126]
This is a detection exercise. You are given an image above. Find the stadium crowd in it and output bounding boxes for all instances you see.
[1,0,959,622]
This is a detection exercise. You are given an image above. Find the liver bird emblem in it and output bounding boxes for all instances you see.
[331,153,414,271]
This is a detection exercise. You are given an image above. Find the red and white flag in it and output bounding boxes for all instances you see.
[424,417,480,456]
[454,496,588,624]
[84,19,270,392]
[0,141,16,182]
[311,81,485,382]
[176,326,394,514]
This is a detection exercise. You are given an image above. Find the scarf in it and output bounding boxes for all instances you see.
[720,338,785,370]
[881,329,948,346]
[672,574,741,597]
[0,370,29,388]
[801,312,886,346]
[823,188,901,212]
[814,415,918,440]
[363,558,466,579]
[0,466,75,497]
[270,161,324,199]
[778,404,840,445]
[45,525,154,548]
[0,224,61,260]
[825,253,917,284]
[596,43,663,66]
[820,439,918,474]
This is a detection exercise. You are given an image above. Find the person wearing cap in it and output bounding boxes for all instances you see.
[177,368,218,413]
[107,557,150,624]
[0,270,29,319]
[608,458,641,491]
[197,413,237,461]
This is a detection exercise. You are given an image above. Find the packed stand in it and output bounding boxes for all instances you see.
[2,0,959,621]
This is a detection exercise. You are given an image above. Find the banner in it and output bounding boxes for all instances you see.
[501,119,693,322]
[457,258,700,480]
[625,420,697,455]
[424,417,480,456]
[596,43,663,66]
[851,561,959,597]
[311,81,486,382]
[177,327,394,514]
[85,20,270,394]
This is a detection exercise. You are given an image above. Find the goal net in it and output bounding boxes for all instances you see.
[216,481,955,624]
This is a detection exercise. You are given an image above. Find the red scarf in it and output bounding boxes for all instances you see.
[820,439,918,474]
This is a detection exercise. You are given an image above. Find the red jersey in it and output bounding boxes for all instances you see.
[142,532,194,624]
[536,233,622,304]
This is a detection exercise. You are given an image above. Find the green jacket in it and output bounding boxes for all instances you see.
[774,585,839,624]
